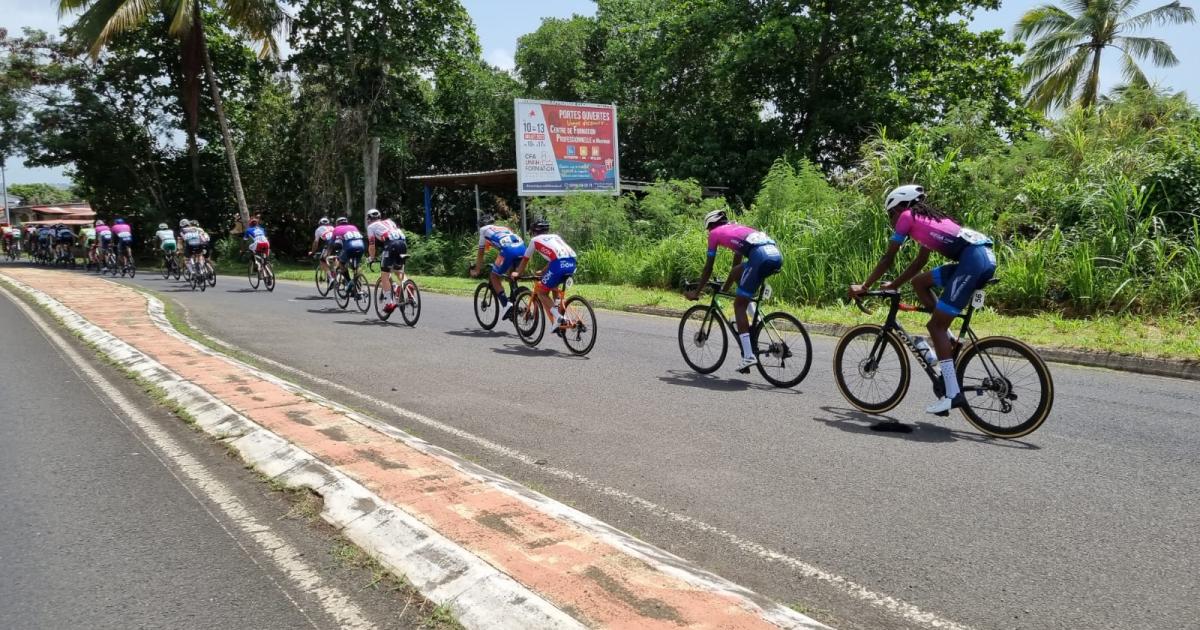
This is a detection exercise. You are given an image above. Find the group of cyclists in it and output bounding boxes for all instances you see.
[2,219,135,270]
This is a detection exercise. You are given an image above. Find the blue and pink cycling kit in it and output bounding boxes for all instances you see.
[707,223,783,298]
[111,223,133,251]
[889,210,996,315]
[478,225,525,274]
[332,224,365,265]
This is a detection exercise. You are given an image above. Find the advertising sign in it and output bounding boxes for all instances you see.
[515,99,619,196]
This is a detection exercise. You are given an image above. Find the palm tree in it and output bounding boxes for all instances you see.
[58,0,288,226]
[1014,0,1195,113]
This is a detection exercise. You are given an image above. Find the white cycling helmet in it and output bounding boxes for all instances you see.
[158,223,168,230]
[366,209,381,221]
[884,185,925,213]
[179,219,190,228]
[318,217,330,226]
[703,209,727,230]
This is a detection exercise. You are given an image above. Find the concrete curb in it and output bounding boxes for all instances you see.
[0,275,585,630]
[2,271,831,630]
[625,306,1200,382]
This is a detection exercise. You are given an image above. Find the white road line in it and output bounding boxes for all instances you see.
[171,295,972,630]
[0,284,376,630]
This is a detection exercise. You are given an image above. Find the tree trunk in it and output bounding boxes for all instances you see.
[196,8,251,228]
[1082,45,1104,110]
[362,136,380,225]
[343,171,353,215]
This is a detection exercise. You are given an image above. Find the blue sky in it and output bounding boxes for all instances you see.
[2,0,1197,185]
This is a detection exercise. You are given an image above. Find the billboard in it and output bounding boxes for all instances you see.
[515,99,619,196]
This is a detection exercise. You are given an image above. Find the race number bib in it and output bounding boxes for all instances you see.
[745,231,774,246]
[971,290,986,309]
[343,230,363,241]
[958,228,991,245]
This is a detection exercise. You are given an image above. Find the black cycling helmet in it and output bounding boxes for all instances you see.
[478,213,495,228]
[530,218,550,235]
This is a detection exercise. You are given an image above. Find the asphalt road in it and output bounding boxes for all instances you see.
[0,280,446,630]
[101,269,1200,630]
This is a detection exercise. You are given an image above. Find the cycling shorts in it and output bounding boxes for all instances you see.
[185,243,205,257]
[539,257,577,290]
[737,244,783,299]
[932,243,995,316]
[250,241,270,255]
[57,236,74,245]
[116,239,133,253]
[161,241,177,252]
[338,240,364,265]
[491,245,526,275]
[380,240,408,272]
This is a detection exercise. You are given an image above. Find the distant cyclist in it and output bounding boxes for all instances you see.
[331,217,366,277]
[54,223,75,262]
[684,210,783,372]
[510,218,576,331]
[36,224,53,259]
[244,217,270,258]
[365,208,408,313]
[849,184,996,415]
[155,222,177,262]
[2,224,12,255]
[180,219,203,273]
[79,222,96,264]
[309,217,335,282]
[111,218,134,268]
[469,214,525,321]
[94,220,113,268]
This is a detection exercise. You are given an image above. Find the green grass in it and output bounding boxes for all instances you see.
[250,261,1200,360]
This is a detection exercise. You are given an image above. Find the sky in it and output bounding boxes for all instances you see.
[2,0,1197,186]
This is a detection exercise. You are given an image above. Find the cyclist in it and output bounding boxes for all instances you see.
[849,184,996,415]
[244,217,270,259]
[36,224,53,260]
[365,209,408,313]
[309,217,336,282]
[79,222,96,266]
[2,224,12,256]
[9,223,21,257]
[180,219,203,274]
[510,218,576,331]
[469,214,525,321]
[112,218,134,268]
[684,210,783,372]
[94,220,113,269]
[54,223,75,263]
[331,217,366,280]
[155,222,177,266]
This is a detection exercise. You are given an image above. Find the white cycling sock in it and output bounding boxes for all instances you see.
[940,359,960,398]
[739,333,754,360]
[550,306,561,321]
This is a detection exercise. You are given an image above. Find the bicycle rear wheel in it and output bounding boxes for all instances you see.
[263,264,275,292]
[753,312,812,388]
[512,288,543,346]
[161,258,170,279]
[678,305,728,374]
[315,266,330,296]
[399,280,421,327]
[373,276,394,320]
[833,324,911,413]
[205,262,216,287]
[956,336,1053,438]
[248,258,261,289]
[474,282,499,330]
[334,273,351,309]
[560,296,597,356]
[352,272,371,313]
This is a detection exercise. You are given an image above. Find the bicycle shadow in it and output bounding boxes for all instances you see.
[813,406,1040,449]
[333,319,405,328]
[657,369,795,394]
[225,288,260,293]
[290,295,330,301]
[491,343,585,359]
[444,328,506,339]
[306,307,347,315]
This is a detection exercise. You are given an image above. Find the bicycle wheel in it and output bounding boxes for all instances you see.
[512,288,544,346]
[678,305,728,374]
[833,324,911,413]
[373,276,394,321]
[955,336,1054,438]
[315,265,330,296]
[352,272,371,313]
[473,282,499,330]
[248,258,260,289]
[171,259,181,280]
[399,280,421,327]
[753,312,812,388]
[161,257,170,279]
[263,264,275,292]
[205,262,216,287]
[127,262,136,278]
[334,273,351,309]
[560,296,597,356]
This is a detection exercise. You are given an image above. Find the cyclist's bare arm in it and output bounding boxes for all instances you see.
[722,253,744,294]
[888,247,932,289]
[854,240,904,295]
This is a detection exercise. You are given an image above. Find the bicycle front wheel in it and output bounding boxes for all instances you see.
[315,266,330,296]
[678,305,728,374]
[352,272,371,313]
[512,288,544,346]
[263,264,275,292]
[833,324,911,413]
[474,282,499,330]
[399,280,421,327]
[561,296,597,356]
[205,263,216,287]
[753,312,812,388]
[956,336,1054,438]
[373,276,394,321]
[248,258,261,289]
[161,258,170,279]
[334,274,351,309]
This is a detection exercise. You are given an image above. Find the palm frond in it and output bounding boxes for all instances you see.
[220,0,289,59]
[1014,4,1079,40]
[94,0,158,50]
[1121,1,1196,31]
[1026,45,1092,112]
[1117,35,1180,66]
[1119,51,1150,86]
[63,0,133,57]
[169,0,197,39]
[57,0,95,19]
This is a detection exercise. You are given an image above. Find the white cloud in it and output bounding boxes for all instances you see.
[485,47,515,72]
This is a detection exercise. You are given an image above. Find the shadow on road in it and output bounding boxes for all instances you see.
[491,343,583,359]
[306,307,347,315]
[813,406,1041,449]
[444,328,506,339]
[334,319,404,328]
[225,288,260,293]
[656,369,794,393]
[290,295,330,301]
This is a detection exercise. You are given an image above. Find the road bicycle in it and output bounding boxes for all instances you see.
[313,252,337,297]
[247,250,276,292]
[371,258,421,326]
[102,249,119,276]
[513,274,597,356]
[160,250,182,280]
[473,271,538,332]
[116,250,137,277]
[833,281,1054,438]
[333,254,370,313]
[4,242,19,261]
[678,279,813,388]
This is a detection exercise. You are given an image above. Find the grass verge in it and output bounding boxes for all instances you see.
[258,261,1200,361]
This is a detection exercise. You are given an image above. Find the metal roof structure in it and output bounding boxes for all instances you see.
[407,169,517,188]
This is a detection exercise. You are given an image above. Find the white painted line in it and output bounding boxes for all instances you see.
[158,287,970,630]
[0,274,585,630]
[0,282,374,630]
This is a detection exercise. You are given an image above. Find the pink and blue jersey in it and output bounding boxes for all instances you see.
[95,225,112,242]
[333,224,365,248]
[890,210,991,261]
[111,223,133,242]
[707,223,775,257]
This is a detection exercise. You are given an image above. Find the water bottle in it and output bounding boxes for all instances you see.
[914,336,938,367]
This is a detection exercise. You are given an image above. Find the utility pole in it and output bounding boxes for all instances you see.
[1,157,10,227]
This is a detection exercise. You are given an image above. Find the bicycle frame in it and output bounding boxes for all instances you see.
[687,279,768,336]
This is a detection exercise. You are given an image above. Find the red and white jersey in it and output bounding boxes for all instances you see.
[314,224,334,242]
[367,219,405,244]
[524,234,576,262]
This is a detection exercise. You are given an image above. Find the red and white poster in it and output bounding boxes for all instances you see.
[515,99,620,196]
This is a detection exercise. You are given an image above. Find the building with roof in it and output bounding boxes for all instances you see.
[7,202,96,227]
